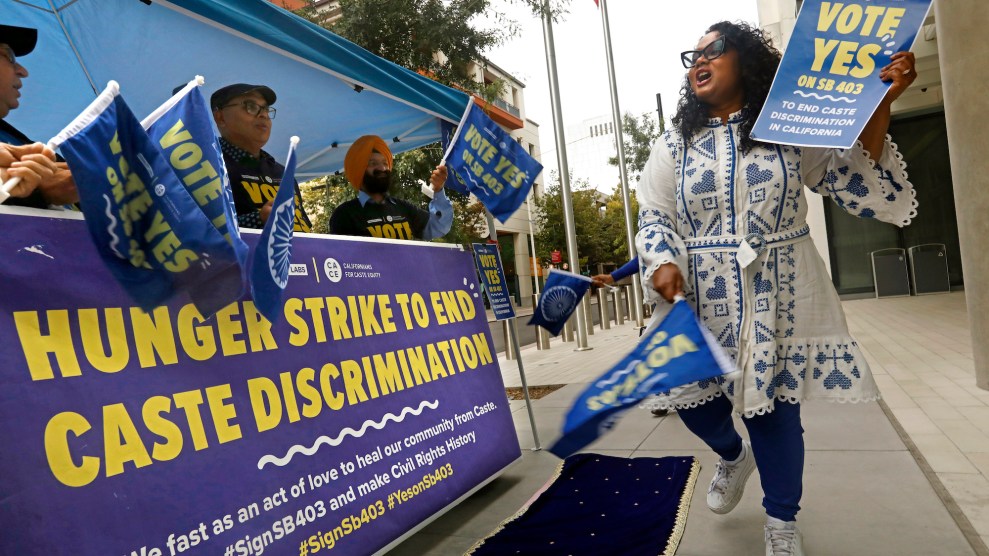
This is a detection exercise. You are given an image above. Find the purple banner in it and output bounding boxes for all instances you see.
[0,209,520,556]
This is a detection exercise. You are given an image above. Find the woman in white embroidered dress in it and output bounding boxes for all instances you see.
[637,21,917,555]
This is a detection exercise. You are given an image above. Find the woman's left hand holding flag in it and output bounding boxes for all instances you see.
[651,262,686,303]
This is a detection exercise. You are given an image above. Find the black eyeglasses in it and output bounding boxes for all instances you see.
[681,37,728,69]
[222,100,277,119]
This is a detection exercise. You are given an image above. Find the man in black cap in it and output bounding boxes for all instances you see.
[211,83,312,232]
[0,23,75,208]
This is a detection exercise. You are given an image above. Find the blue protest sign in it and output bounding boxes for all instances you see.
[441,100,542,223]
[473,243,515,321]
[0,209,520,556]
[528,269,593,336]
[50,81,240,313]
[549,300,735,458]
[752,0,933,148]
[143,77,250,317]
[251,136,300,323]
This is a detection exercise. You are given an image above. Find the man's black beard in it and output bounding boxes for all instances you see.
[363,171,391,195]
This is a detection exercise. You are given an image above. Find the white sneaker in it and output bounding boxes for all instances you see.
[765,519,805,555]
[706,440,756,514]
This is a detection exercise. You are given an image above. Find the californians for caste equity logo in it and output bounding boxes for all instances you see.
[323,258,343,283]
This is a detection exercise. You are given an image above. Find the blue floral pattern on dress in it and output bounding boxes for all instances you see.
[635,114,916,416]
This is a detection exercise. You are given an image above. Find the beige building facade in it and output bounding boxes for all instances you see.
[465,59,545,308]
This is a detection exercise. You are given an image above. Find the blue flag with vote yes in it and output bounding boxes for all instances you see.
[143,76,249,317]
[250,136,300,323]
[528,269,594,336]
[49,81,240,312]
[549,300,736,458]
[441,99,542,223]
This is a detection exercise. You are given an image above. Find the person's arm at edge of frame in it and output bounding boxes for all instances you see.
[593,256,640,287]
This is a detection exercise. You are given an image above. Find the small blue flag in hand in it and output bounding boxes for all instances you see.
[441,99,542,223]
[549,300,736,458]
[528,269,594,336]
[49,81,239,312]
[250,136,300,323]
[143,76,249,317]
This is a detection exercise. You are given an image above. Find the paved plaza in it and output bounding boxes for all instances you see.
[392,292,989,555]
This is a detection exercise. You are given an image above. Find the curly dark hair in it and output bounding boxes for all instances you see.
[671,21,781,153]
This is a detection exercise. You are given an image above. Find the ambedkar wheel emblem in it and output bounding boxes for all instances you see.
[266,199,295,288]
[540,285,579,323]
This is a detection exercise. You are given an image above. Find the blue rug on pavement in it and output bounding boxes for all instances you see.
[467,454,700,556]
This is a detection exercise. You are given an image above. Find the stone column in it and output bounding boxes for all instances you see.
[935,1,989,390]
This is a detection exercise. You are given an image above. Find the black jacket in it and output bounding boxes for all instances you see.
[221,139,312,232]
[329,196,430,240]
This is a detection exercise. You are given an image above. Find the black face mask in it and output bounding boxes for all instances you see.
[363,170,391,195]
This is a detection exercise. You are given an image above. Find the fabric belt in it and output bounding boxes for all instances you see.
[684,224,811,267]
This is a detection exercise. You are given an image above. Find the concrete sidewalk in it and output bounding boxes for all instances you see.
[391,297,987,555]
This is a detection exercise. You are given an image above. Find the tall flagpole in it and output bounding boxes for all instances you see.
[598,0,644,328]
[541,0,591,350]
[527,190,551,349]
[527,190,541,297]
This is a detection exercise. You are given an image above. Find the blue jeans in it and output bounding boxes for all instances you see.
[676,395,804,521]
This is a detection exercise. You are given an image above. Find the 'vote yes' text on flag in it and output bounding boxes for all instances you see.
[143,76,249,317]
[49,81,240,313]
[550,300,736,458]
[441,99,543,223]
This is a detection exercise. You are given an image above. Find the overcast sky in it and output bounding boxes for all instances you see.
[482,1,762,184]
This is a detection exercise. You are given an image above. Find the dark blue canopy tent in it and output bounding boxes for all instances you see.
[2,0,470,178]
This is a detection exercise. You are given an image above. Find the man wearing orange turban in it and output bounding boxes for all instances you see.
[330,135,452,241]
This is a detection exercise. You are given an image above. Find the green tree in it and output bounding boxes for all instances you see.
[300,174,354,235]
[295,0,568,242]
[600,112,658,264]
[532,173,611,273]
[600,187,639,262]
[608,111,663,182]
[334,0,501,90]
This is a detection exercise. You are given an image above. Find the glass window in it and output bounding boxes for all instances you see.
[825,112,962,294]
